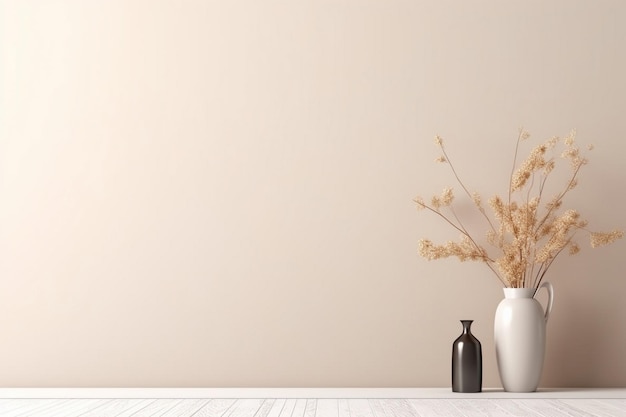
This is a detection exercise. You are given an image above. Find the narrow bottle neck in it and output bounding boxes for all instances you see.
[461,320,473,334]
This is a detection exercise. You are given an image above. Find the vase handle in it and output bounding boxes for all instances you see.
[539,281,554,323]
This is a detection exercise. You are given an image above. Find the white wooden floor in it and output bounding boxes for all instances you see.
[1,398,625,417]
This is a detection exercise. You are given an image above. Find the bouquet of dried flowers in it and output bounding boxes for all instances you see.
[415,129,623,289]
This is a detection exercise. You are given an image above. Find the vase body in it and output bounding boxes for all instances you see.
[494,282,554,392]
[452,320,482,392]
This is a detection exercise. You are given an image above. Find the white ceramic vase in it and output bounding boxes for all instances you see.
[494,282,554,392]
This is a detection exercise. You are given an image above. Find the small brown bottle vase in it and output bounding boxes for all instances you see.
[452,320,482,393]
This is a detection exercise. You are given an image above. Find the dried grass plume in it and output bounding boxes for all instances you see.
[414,129,623,288]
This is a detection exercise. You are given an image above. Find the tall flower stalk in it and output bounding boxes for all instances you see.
[415,129,623,288]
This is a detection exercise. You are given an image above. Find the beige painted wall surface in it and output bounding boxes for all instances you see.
[1,0,625,387]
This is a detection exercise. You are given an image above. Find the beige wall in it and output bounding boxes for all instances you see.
[1,0,625,387]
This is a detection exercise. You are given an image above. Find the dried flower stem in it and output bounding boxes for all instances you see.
[437,140,497,234]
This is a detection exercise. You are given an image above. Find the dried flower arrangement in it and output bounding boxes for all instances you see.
[415,129,623,289]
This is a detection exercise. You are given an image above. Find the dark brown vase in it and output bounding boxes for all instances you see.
[452,320,482,392]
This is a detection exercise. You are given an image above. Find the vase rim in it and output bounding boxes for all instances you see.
[502,287,536,298]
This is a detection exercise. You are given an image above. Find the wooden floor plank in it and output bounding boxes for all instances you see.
[304,399,316,417]
[447,399,491,417]
[409,399,464,417]
[113,399,158,417]
[1,399,55,416]
[560,399,625,417]
[0,397,625,417]
[446,399,481,417]
[3,399,69,417]
[157,399,210,417]
[0,399,30,412]
[76,399,146,417]
[192,399,236,417]
[450,399,521,417]
[316,399,339,417]
[488,399,542,417]
[593,399,626,415]
[255,399,276,417]
[367,399,388,417]
[277,399,298,417]
[225,399,265,417]
[264,398,286,417]
[337,399,350,417]
[347,399,375,417]
[31,399,110,417]
[0,399,40,414]
[549,399,595,417]
[514,399,585,417]
[377,399,416,417]
[291,399,308,417]
[131,399,183,417]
